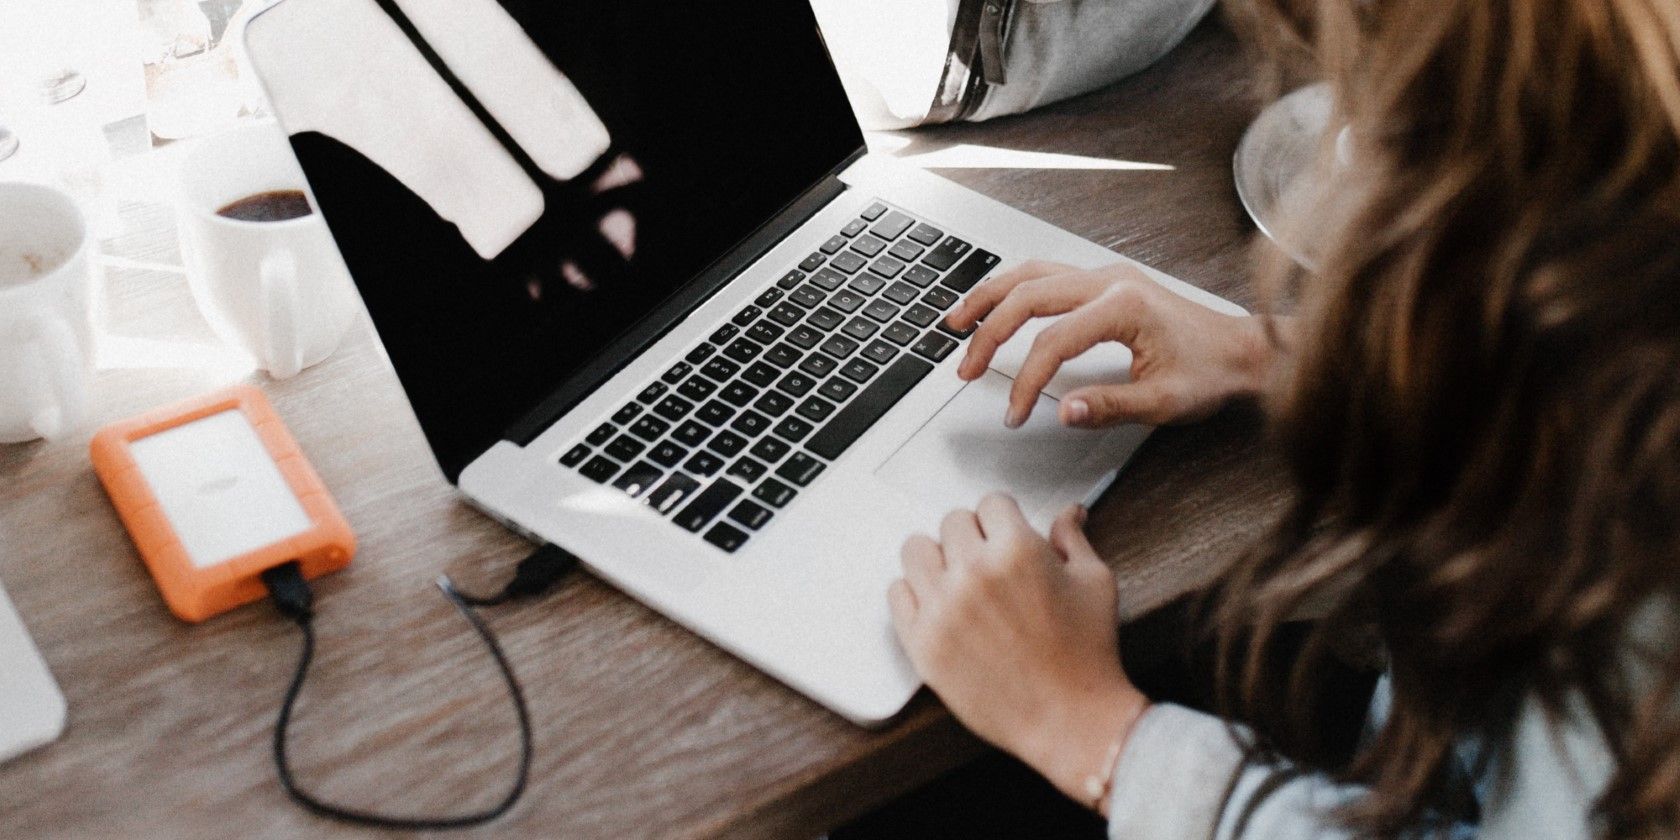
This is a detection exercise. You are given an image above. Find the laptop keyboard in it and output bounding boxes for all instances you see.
[557,200,1000,553]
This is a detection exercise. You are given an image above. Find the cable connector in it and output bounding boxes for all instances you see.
[261,562,314,625]
[440,543,579,607]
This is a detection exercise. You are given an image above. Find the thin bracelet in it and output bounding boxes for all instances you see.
[1082,728,1130,813]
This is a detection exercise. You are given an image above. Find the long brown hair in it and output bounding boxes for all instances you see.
[1211,0,1680,835]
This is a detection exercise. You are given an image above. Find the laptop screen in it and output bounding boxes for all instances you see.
[249,0,864,479]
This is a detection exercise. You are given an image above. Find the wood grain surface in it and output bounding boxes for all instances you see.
[0,21,1286,839]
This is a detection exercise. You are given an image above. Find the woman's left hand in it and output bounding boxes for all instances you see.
[888,495,1149,811]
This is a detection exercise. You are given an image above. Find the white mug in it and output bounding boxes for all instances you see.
[177,123,357,379]
[0,182,94,444]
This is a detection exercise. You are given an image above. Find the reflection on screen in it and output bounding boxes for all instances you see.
[255,0,864,479]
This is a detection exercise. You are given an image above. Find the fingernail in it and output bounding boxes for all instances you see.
[1066,399,1090,425]
[1005,407,1025,428]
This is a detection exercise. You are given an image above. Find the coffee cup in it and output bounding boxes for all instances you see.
[0,182,94,444]
[177,123,357,379]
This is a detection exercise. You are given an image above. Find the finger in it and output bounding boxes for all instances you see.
[1059,382,1175,427]
[938,508,986,565]
[1006,291,1147,427]
[958,273,1112,381]
[974,492,1031,541]
[946,260,1074,331]
[1048,504,1099,564]
[887,579,918,640]
[901,534,946,594]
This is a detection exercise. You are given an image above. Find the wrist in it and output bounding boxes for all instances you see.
[1230,314,1279,399]
[1018,679,1149,815]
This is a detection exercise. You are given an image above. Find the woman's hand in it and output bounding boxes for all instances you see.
[889,495,1149,811]
[946,260,1276,429]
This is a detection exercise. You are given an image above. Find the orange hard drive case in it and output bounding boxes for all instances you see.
[90,385,354,622]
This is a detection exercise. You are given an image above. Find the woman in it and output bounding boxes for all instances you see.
[889,0,1680,836]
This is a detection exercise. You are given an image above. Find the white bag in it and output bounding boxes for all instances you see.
[812,0,1217,130]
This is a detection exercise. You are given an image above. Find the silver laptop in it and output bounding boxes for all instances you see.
[0,578,66,763]
[244,0,1242,724]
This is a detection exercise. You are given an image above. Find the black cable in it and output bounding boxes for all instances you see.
[260,544,578,830]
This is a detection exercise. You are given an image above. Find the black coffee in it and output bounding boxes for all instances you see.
[217,189,313,222]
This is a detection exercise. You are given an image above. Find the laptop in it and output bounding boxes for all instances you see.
[243,0,1243,724]
[0,578,67,762]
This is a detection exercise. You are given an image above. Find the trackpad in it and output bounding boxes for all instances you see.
[874,370,1149,530]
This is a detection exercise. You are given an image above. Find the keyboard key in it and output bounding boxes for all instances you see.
[790,285,826,308]
[889,240,925,262]
[907,223,944,246]
[732,306,762,327]
[868,256,906,279]
[678,376,718,401]
[776,371,818,397]
[830,251,867,274]
[862,340,899,365]
[753,478,798,508]
[640,380,671,402]
[728,500,773,530]
[654,395,695,421]
[559,444,591,467]
[776,452,827,486]
[580,455,621,483]
[840,357,881,383]
[883,321,920,346]
[829,290,866,313]
[606,435,645,462]
[939,320,976,339]
[742,361,780,387]
[697,400,736,425]
[629,416,672,442]
[923,286,959,309]
[720,381,760,406]
[686,343,717,364]
[755,288,785,308]
[939,249,1001,293]
[902,303,940,327]
[747,321,785,344]
[707,430,748,457]
[730,410,772,437]
[850,235,887,258]
[806,355,934,461]
[819,235,847,255]
[841,217,869,237]
[763,343,801,368]
[723,338,764,363]
[861,202,888,221]
[675,479,744,531]
[903,264,940,288]
[661,365,691,387]
[649,441,688,468]
[799,353,839,377]
[922,236,973,271]
[864,299,900,323]
[798,252,826,272]
[796,396,837,423]
[703,522,750,553]
[612,461,664,498]
[807,307,846,331]
[820,335,860,359]
[773,416,815,443]
[776,270,806,290]
[647,473,701,515]
[847,273,886,296]
[673,420,711,447]
[750,436,791,463]
[819,377,858,402]
[612,403,643,424]
[700,358,741,381]
[727,456,768,482]
[767,303,806,327]
[709,323,739,345]
[883,281,919,305]
[912,331,960,362]
[587,423,617,446]
[809,267,849,290]
[754,391,795,416]
[871,211,914,241]
[842,316,880,341]
[786,325,824,349]
[684,451,725,477]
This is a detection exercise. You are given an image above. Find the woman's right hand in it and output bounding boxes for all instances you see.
[946,260,1277,429]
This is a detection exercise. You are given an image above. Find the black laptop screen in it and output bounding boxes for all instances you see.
[257,0,863,479]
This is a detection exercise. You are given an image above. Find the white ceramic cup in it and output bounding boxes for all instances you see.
[0,182,94,444]
[177,123,357,379]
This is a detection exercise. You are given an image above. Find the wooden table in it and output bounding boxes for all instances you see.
[0,21,1287,839]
